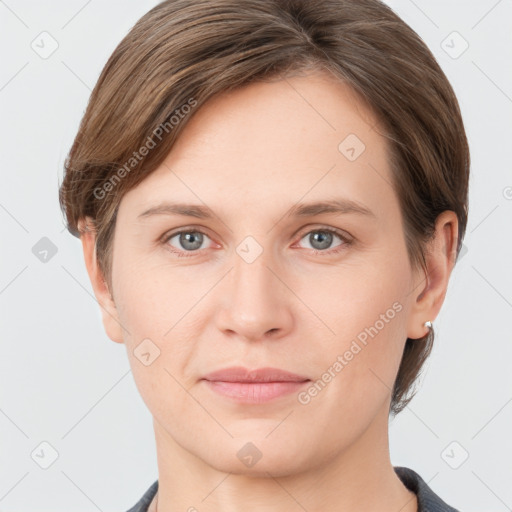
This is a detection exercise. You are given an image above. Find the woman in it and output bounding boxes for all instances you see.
[59,0,469,510]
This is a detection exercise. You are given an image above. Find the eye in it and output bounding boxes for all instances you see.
[296,227,351,254]
[161,226,352,258]
[162,229,214,257]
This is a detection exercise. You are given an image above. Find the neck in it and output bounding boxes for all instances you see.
[151,404,417,512]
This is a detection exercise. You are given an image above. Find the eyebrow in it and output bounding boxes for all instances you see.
[137,198,376,220]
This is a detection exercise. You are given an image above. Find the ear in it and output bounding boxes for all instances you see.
[78,217,124,344]
[406,211,459,340]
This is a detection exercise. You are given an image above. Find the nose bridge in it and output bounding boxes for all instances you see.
[217,235,292,339]
[234,242,274,300]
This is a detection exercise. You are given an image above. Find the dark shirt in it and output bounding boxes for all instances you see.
[125,466,460,511]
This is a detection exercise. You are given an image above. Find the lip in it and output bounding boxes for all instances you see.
[202,366,309,383]
[201,366,310,404]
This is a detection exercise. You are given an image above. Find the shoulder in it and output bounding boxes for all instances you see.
[394,466,461,512]
[125,480,158,512]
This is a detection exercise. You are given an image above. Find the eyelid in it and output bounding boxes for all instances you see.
[294,224,353,244]
[161,224,353,243]
[160,225,211,243]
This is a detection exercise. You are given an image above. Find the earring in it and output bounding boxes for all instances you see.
[424,320,432,330]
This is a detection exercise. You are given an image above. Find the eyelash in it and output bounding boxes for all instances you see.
[161,226,353,258]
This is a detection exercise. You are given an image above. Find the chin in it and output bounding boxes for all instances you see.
[194,435,316,477]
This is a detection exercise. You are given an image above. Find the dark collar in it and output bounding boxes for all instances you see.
[126,466,459,512]
[394,466,460,512]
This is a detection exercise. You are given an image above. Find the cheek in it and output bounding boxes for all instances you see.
[112,253,191,339]
[293,254,410,345]
[296,256,411,404]
[111,253,211,387]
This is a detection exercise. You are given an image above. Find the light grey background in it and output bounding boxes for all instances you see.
[1,1,511,510]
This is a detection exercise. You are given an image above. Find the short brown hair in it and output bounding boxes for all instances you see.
[59,0,470,415]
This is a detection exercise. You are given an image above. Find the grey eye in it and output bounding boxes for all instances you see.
[300,230,344,251]
[169,231,207,251]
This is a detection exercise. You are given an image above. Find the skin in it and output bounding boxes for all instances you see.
[79,69,457,512]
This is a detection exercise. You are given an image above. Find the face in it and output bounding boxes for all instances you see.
[104,69,426,476]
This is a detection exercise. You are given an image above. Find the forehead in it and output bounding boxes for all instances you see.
[169,69,383,162]
[119,69,395,222]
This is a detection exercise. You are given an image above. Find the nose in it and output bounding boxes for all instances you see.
[215,245,294,342]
